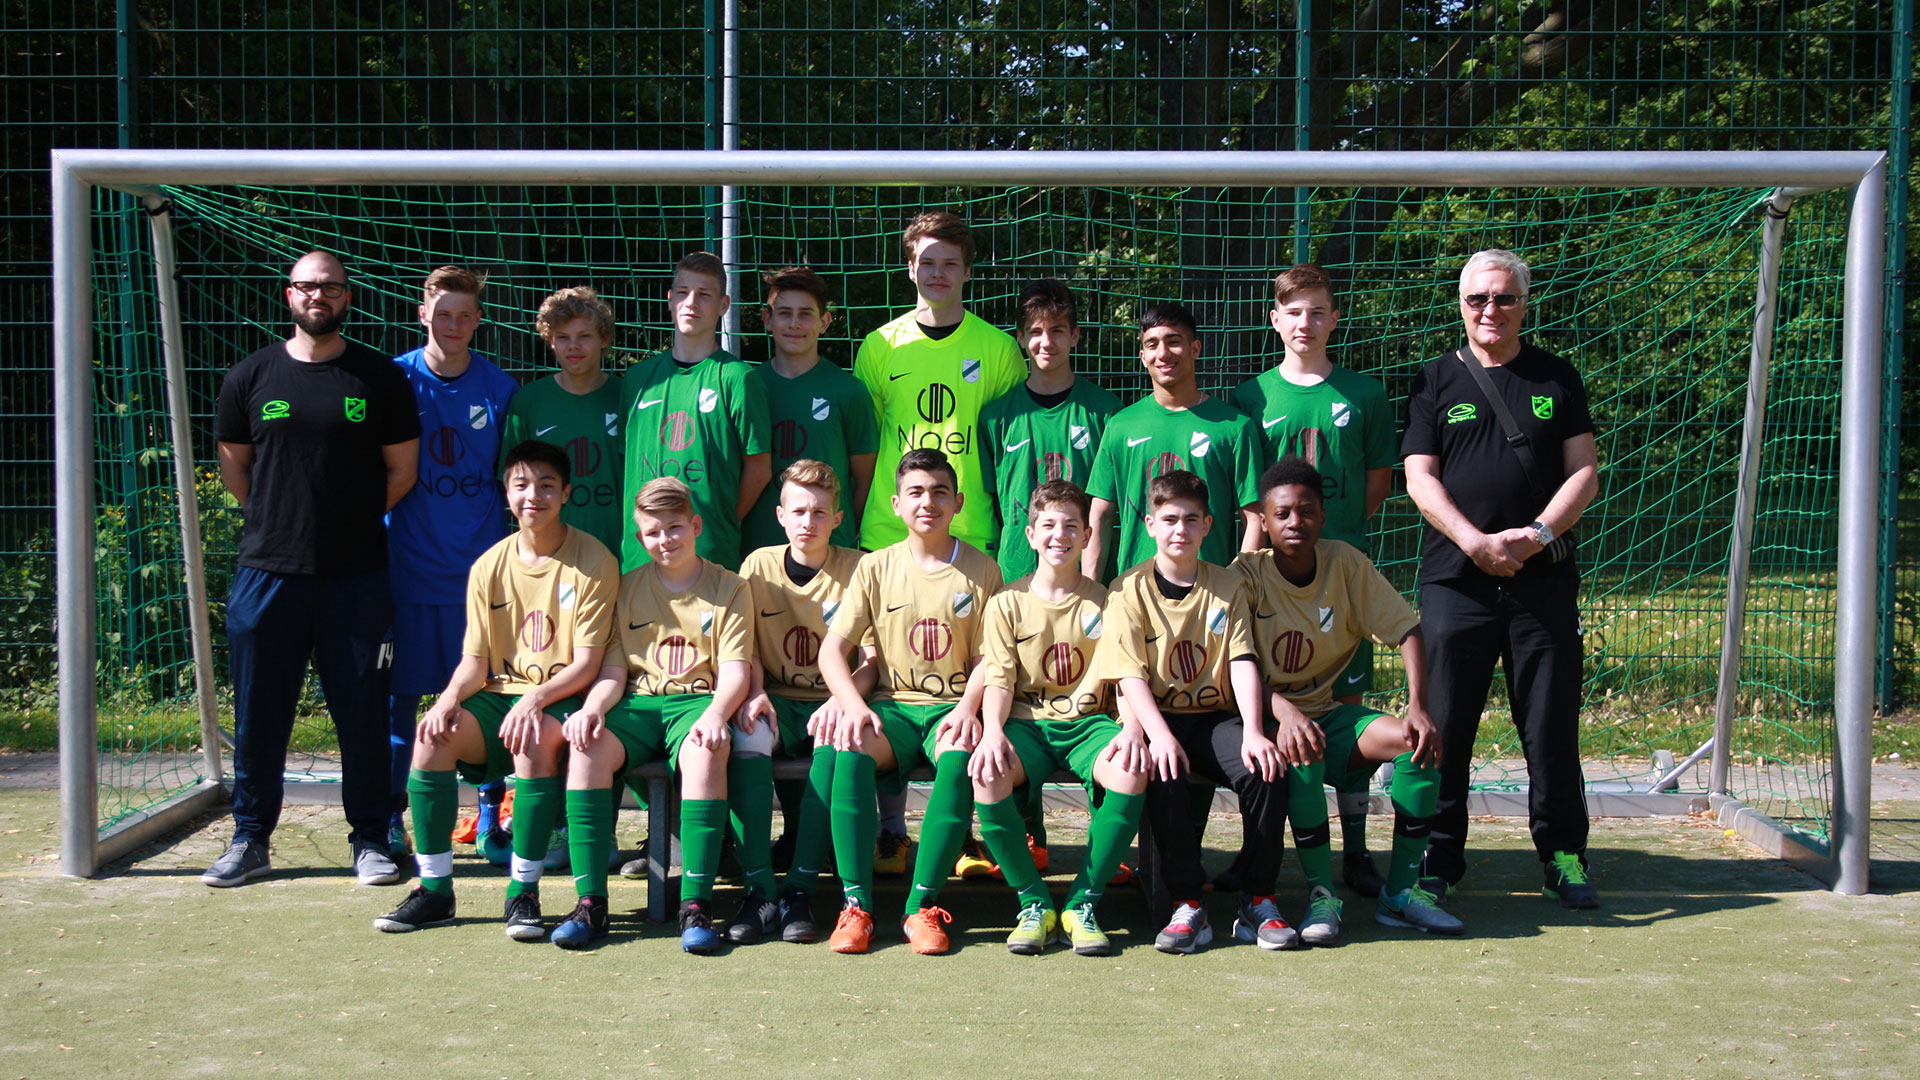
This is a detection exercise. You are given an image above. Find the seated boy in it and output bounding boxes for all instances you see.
[374,439,617,937]
[548,477,756,952]
[736,459,875,944]
[1091,470,1289,954]
[971,480,1149,956]
[816,448,1004,955]
[1236,456,1461,938]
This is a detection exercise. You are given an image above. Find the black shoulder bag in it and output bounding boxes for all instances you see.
[1453,350,1577,564]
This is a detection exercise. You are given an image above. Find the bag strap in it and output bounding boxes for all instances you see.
[1453,349,1552,504]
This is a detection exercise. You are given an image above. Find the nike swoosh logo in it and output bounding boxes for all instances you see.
[1144,633,1160,643]
[491,602,510,610]
[1127,436,1152,447]
[1013,633,1039,645]
[534,424,558,436]
[1256,611,1279,619]
[628,620,654,630]
[1262,416,1286,430]
[637,398,664,409]
[1005,439,1030,453]
[759,609,786,618]
[886,604,909,613]
[1346,672,1367,684]
[888,372,912,381]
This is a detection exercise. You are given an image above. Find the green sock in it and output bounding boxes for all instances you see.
[506,775,563,899]
[905,751,973,911]
[1288,760,1333,891]
[567,787,615,900]
[680,798,728,903]
[728,753,776,894]
[1065,788,1144,911]
[978,795,1048,910]
[408,767,458,895]
[1387,751,1439,895]
[830,750,877,908]
[784,743,836,896]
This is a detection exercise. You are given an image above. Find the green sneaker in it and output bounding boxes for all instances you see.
[1006,900,1058,956]
[1376,882,1465,935]
[1059,902,1111,956]
[1544,850,1600,909]
[1300,885,1343,946]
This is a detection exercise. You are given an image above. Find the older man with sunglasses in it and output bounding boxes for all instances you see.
[1400,249,1601,915]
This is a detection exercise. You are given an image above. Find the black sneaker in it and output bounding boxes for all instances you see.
[680,898,720,954]
[201,839,271,888]
[503,890,546,942]
[1342,850,1387,897]
[551,896,610,949]
[373,886,455,933]
[1544,851,1600,909]
[618,836,651,880]
[778,888,818,943]
[725,886,780,945]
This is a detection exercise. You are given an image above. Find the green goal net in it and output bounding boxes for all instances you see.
[86,179,1849,841]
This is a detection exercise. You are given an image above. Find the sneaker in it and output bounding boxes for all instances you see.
[1418,875,1452,906]
[503,890,546,941]
[201,839,271,888]
[1155,900,1213,954]
[1342,850,1387,897]
[542,826,570,871]
[1107,861,1139,888]
[777,888,818,943]
[1059,902,1111,956]
[1377,883,1466,935]
[1300,885,1343,947]
[679,898,720,954]
[1006,900,1057,955]
[953,836,995,879]
[479,825,513,868]
[1231,895,1301,951]
[353,839,402,886]
[874,829,911,877]
[551,896,610,949]
[828,899,873,954]
[725,887,780,945]
[373,886,455,933]
[387,815,412,858]
[901,905,954,955]
[619,836,651,880]
[1544,851,1600,909]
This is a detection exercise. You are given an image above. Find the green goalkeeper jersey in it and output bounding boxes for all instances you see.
[619,347,770,572]
[980,378,1123,582]
[1230,363,1396,551]
[742,359,880,552]
[853,311,1024,554]
[498,373,627,557]
[1085,393,1263,574]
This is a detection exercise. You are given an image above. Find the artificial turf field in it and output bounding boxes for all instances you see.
[3,787,1915,1080]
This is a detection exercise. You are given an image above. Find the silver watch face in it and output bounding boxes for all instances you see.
[1532,523,1553,545]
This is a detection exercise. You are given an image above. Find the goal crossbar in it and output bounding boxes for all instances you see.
[50,149,1890,892]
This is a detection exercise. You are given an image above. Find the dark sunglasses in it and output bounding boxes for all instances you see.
[1462,292,1524,310]
[289,281,348,298]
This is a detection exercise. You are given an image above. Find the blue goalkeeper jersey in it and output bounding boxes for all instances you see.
[386,346,520,606]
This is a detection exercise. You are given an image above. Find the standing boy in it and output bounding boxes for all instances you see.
[971,480,1150,956]
[373,440,617,938]
[620,252,772,571]
[816,448,1004,955]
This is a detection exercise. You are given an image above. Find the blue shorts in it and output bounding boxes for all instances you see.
[390,602,465,696]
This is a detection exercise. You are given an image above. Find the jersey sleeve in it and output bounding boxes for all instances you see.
[827,556,878,644]
[1090,583,1150,684]
[1359,377,1399,470]
[1400,361,1442,459]
[852,332,889,427]
[1353,557,1419,646]
[716,576,754,666]
[1233,413,1264,509]
[1558,360,1596,439]
[215,364,253,445]
[989,333,1024,399]
[1225,579,1258,660]
[843,376,880,455]
[497,395,527,476]
[1086,425,1120,503]
[978,592,1020,693]
[461,558,492,659]
[734,364,772,457]
[571,550,621,649]
[374,359,424,446]
[979,396,1005,510]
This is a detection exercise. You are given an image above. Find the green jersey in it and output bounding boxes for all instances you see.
[619,347,770,572]
[1085,394,1262,574]
[743,359,880,552]
[980,378,1123,582]
[853,311,1024,553]
[1230,363,1396,550]
[498,373,627,557]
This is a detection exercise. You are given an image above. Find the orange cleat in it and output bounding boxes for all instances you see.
[829,900,873,954]
[901,905,954,955]
[1108,860,1138,887]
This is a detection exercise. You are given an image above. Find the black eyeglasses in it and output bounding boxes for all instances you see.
[289,281,348,298]
[1462,292,1524,310]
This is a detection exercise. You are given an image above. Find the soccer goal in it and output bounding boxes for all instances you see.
[50,149,1889,892]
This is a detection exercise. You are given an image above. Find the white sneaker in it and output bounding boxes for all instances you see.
[1299,885,1343,946]
[1154,900,1213,954]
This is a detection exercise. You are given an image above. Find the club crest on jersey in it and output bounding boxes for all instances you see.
[821,599,840,624]
[1330,401,1351,429]
[953,591,975,618]
[558,583,577,611]
[469,404,489,430]
[1070,424,1090,450]
[1190,431,1211,458]
[1318,605,1334,633]
[699,609,714,635]
[811,396,831,421]
[698,387,719,413]
[1206,605,1228,636]
[1532,395,1554,419]
[961,357,981,383]
[604,412,619,436]
[343,397,367,422]
[1080,609,1103,640]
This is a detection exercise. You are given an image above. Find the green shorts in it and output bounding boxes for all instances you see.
[766,693,829,759]
[549,693,711,775]
[1336,640,1375,696]
[1313,701,1391,789]
[1002,713,1122,815]
[867,699,954,796]
[456,690,583,786]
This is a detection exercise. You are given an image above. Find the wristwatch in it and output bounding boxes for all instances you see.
[1527,520,1555,547]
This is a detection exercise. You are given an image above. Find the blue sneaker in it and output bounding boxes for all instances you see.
[479,825,513,868]
[550,897,609,949]
[679,898,719,954]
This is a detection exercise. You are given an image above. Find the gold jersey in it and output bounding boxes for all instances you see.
[462,526,619,696]
[739,543,869,701]
[1092,560,1257,715]
[981,574,1114,723]
[828,539,1004,705]
[1233,541,1418,717]
[612,560,754,696]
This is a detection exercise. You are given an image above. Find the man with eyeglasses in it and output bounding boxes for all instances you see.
[1400,249,1601,915]
[206,250,422,888]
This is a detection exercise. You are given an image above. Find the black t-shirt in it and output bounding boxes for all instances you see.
[215,340,421,576]
[1400,343,1595,584]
